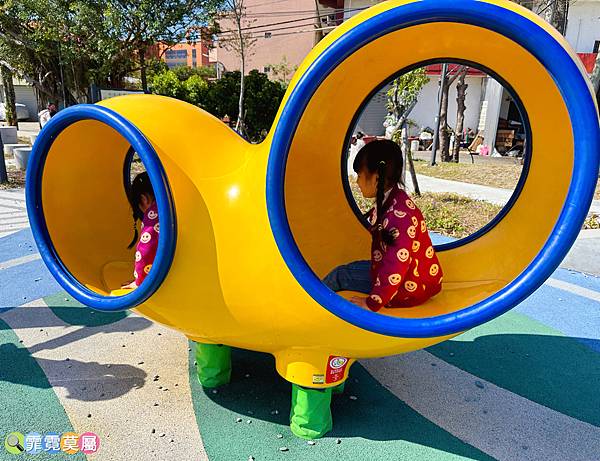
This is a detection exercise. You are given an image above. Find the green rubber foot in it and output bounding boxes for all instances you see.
[290,384,333,439]
[332,381,346,394]
[195,343,231,388]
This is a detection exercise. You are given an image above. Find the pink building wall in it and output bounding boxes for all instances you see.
[211,0,337,80]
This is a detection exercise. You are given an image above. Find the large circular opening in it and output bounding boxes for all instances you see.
[266,1,598,337]
[342,59,532,250]
[26,105,176,311]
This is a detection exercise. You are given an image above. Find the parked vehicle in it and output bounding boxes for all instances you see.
[0,102,30,121]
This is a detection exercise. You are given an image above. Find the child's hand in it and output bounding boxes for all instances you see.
[121,281,137,290]
[350,296,370,310]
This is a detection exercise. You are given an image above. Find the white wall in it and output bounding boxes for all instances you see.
[344,0,380,20]
[0,81,38,121]
[565,0,600,52]
[354,76,484,137]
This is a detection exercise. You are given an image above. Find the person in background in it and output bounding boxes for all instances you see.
[38,103,58,128]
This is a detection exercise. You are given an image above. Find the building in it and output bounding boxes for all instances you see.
[155,41,212,69]
[355,65,487,137]
[348,0,600,151]
[209,0,338,80]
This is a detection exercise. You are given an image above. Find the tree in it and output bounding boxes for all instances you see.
[217,0,257,135]
[149,69,285,142]
[386,68,429,196]
[1,64,18,127]
[451,69,469,163]
[266,56,297,87]
[102,0,222,92]
[438,65,467,162]
[0,0,221,106]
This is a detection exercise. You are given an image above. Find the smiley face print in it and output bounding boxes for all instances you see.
[144,264,152,274]
[147,210,158,220]
[140,232,152,244]
[154,223,160,233]
[382,218,389,228]
[370,294,383,305]
[426,246,434,259]
[397,248,410,262]
[133,270,138,279]
[405,199,416,210]
[374,277,381,287]
[407,226,417,239]
[388,273,402,286]
[404,280,418,292]
[135,251,142,262]
[412,240,420,253]
[421,220,427,233]
[429,264,439,276]
[389,228,400,240]
[394,210,407,219]
[373,250,383,262]
[411,216,418,227]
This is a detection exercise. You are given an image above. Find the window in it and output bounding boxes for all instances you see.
[165,49,188,60]
[263,66,271,73]
[264,32,272,38]
[192,49,197,58]
[594,40,600,54]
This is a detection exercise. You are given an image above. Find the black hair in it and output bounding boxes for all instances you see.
[127,172,155,249]
[353,139,404,245]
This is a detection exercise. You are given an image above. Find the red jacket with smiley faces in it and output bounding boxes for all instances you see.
[366,185,443,312]
[134,203,159,287]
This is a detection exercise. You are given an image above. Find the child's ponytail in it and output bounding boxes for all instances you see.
[375,160,396,246]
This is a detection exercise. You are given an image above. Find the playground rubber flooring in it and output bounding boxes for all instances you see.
[1,225,599,459]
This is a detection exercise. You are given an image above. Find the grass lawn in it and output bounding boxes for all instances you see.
[0,164,26,190]
[413,158,600,200]
[349,177,598,238]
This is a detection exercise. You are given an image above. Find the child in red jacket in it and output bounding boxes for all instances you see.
[121,172,159,289]
[323,140,443,311]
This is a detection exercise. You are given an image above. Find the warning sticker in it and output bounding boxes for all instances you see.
[325,356,349,384]
[312,374,325,384]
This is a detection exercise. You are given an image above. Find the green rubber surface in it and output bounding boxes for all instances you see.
[0,317,85,460]
[428,311,600,427]
[188,343,494,461]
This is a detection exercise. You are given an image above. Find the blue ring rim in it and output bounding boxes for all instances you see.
[266,1,600,338]
[26,104,177,312]
[340,57,533,252]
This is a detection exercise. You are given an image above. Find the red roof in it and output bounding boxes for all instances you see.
[425,64,487,77]
[578,53,598,74]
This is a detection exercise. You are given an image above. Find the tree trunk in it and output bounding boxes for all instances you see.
[314,0,324,45]
[591,51,600,105]
[402,124,420,196]
[452,71,468,163]
[549,0,569,35]
[139,48,148,92]
[439,78,451,162]
[1,65,18,127]
[0,124,7,183]
[235,11,246,135]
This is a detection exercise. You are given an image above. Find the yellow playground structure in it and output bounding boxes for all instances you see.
[27,0,599,438]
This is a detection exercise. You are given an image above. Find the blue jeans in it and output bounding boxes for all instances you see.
[322,260,372,294]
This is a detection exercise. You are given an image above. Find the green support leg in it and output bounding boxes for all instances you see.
[195,343,231,388]
[332,381,346,394]
[289,384,333,439]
